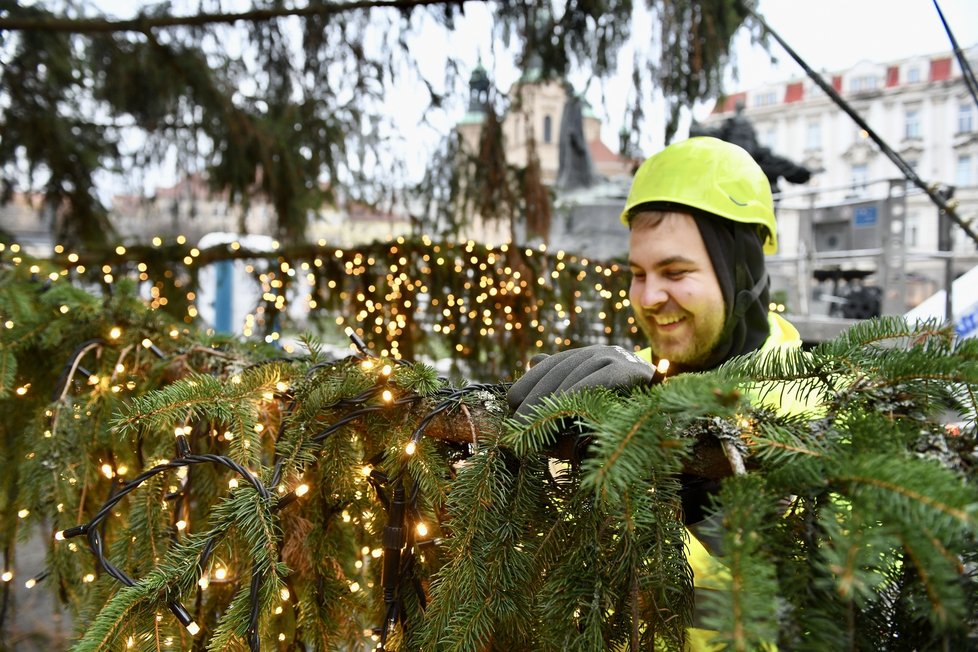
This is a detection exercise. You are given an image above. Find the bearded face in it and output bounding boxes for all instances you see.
[628,211,725,369]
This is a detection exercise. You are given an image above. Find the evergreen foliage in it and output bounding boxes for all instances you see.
[0,0,748,247]
[1,260,977,650]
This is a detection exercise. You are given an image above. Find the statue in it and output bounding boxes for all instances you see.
[556,82,595,191]
[691,99,812,195]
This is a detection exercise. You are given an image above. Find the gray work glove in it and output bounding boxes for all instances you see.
[507,344,655,419]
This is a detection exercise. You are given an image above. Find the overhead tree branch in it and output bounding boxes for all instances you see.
[0,0,475,34]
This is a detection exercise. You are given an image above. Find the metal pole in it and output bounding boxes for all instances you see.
[939,205,954,324]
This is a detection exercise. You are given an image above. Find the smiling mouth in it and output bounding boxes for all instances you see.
[653,315,685,326]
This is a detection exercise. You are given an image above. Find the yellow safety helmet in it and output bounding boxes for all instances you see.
[620,136,778,254]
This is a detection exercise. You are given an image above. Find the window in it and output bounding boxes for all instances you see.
[754,91,777,107]
[805,121,821,150]
[904,109,921,139]
[906,67,921,84]
[958,104,973,134]
[761,127,776,149]
[543,115,553,144]
[906,212,920,248]
[956,155,973,188]
[850,75,878,93]
[851,164,869,194]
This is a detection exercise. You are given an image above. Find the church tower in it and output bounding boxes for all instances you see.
[457,56,491,153]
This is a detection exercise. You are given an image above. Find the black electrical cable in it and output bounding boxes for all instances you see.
[741,2,978,248]
[932,0,978,112]
[62,330,505,650]
[51,338,106,400]
[59,453,274,647]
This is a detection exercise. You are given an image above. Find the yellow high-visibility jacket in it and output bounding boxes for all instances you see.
[638,312,805,651]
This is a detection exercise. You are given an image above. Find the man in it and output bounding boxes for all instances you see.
[507,136,803,651]
[508,136,801,416]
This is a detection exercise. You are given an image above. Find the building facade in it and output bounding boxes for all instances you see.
[697,44,978,335]
[456,63,635,188]
[454,61,636,252]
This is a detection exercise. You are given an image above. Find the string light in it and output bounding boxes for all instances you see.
[141,338,165,358]
[168,601,200,635]
[14,285,560,649]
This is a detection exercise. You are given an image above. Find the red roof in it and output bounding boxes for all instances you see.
[886,66,899,87]
[588,139,623,164]
[712,92,747,114]
[784,82,804,103]
[346,202,405,223]
[930,57,952,82]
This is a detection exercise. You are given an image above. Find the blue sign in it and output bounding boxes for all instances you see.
[853,205,877,227]
[955,302,978,339]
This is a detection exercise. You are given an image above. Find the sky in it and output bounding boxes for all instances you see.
[367,0,978,184]
[726,0,978,91]
[84,0,978,194]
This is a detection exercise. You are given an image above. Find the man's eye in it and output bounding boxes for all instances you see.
[630,271,645,281]
[665,269,688,279]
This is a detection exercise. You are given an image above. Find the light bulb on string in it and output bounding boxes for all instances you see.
[141,338,165,358]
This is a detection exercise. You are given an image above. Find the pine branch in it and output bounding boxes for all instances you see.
[0,0,474,34]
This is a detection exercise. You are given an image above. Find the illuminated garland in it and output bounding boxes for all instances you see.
[0,236,642,378]
[47,330,506,650]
